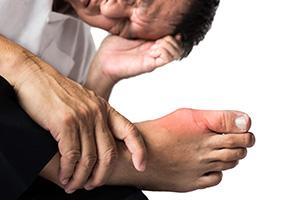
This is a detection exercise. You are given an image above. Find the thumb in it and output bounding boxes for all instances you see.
[107,106,147,172]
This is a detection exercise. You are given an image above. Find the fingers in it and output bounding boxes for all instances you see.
[164,35,182,53]
[209,132,255,149]
[58,122,81,186]
[84,113,117,190]
[209,148,248,162]
[197,171,223,189]
[192,110,251,133]
[149,35,183,67]
[64,119,97,193]
[107,107,147,172]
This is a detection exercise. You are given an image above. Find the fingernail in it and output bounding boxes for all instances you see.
[84,185,94,191]
[61,178,69,185]
[65,189,75,194]
[138,160,146,172]
[235,115,247,131]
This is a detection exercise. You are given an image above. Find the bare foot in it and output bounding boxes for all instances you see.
[41,109,255,192]
[107,108,255,192]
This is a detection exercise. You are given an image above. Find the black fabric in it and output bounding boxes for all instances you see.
[0,76,58,200]
[0,75,148,200]
[20,177,148,200]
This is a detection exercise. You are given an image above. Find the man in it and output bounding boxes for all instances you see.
[0,0,255,199]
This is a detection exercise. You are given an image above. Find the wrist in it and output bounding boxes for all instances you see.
[85,62,118,98]
[0,35,30,86]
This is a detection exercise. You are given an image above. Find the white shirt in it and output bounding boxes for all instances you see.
[0,0,95,84]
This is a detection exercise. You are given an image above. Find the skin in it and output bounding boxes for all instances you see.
[85,34,183,100]
[0,0,248,195]
[0,34,147,193]
[41,108,255,192]
[59,0,186,191]
[0,7,183,192]
[66,0,190,39]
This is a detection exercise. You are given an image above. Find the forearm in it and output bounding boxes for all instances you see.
[84,62,116,101]
[0,34,61,90]
[0,34,29,86]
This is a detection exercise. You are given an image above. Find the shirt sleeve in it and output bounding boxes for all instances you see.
[0,76,58,200]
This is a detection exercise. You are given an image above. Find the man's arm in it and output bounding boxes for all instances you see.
[0,34,147,193]
[85,35,183,100]
[41,109,255,192]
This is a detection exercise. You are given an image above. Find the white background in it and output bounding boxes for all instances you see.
[92,0,300,199]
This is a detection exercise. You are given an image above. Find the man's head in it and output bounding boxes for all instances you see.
[66,0,220,57]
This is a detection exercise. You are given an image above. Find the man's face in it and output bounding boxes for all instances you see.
[66,0,189,40]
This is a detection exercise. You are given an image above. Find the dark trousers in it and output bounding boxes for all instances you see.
[0,76,148,200]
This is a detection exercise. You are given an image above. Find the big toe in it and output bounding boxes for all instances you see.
[198,110,251,133]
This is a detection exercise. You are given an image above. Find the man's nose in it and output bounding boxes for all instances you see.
[102,0,133,18]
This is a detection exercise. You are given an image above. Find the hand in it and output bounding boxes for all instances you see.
[85,34,182,99]
[14,55,147,193]
[95,34,182,82]
[85,35,182,98]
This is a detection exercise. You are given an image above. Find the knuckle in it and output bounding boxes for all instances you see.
[161,39,170,45]
[88,90,97,98]
[81,154,97,169]
[61,111,76,125]
[64,150,81,163]
[101,148,118,168]
[90,101,100,114]
[78,105,90,118]
[125,123,139,138]
[165,35,173,40]
[96,102,108,118]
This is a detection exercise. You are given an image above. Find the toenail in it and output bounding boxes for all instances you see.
[235,115,247,131]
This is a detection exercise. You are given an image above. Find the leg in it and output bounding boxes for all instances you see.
[20,177,148,200]
[0,76,147,200]
[0,75,57,200]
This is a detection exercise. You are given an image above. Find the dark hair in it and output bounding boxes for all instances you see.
[174,0,220,58]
